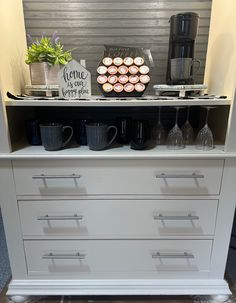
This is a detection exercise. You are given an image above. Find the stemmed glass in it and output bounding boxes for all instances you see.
[167,107,185,150]
[152,107,166,145]
[196,106,215,150]
[181,106,194,145]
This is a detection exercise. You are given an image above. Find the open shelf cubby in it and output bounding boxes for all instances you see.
[4,97,231,158]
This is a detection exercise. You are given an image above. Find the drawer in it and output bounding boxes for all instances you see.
[24,239,212,278]
[19,199,218,237]
[13,159,224,196]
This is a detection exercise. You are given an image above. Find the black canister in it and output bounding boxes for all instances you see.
[79,119,88,145]
[74,119,89,145]
[116,117,132,144]
[130,120,149,150]
[25,119,42,145]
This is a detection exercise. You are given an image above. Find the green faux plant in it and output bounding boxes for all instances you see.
[25,32,73,66]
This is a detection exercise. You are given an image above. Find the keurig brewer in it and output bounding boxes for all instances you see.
[166,12,200,85]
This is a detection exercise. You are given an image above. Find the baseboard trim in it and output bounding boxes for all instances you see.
[7,279,231,296]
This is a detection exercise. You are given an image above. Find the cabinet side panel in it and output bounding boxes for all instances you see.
[0,161,27,278]
[0,0,30,100]
[209,159,236,278]
[204,0,236,98]
[0,92,11,153]
[225,89,236,152]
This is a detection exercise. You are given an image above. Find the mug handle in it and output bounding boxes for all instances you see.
[192,59,201,74]
[106,126,118,147]
[62,126,74,147]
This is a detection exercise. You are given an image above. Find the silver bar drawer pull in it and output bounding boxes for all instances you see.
[37,214,83,221]
[153,214,199,221]
[42,252,86,260]
[156,173,204,179]
[152,252,194,259]
[32,174,81,180]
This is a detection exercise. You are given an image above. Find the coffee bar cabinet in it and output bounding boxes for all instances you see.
[0,0,236,302]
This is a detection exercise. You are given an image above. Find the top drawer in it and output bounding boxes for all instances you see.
[12,159,224,196]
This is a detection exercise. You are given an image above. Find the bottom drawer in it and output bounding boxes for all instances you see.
[24,240,212,278]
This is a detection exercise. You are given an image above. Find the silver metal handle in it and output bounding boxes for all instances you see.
[156,173,204,179]
[153,214,199,221]
[152,252,194,259]
[37,214,83,221]
[32,174,81,180]
[42,252,86,260]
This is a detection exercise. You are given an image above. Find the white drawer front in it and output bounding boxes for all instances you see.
[19,199,218,237]
[24,240,212,277]
[13,160,223,196]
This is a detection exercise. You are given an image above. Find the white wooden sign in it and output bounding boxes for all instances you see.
[58,60,91,99]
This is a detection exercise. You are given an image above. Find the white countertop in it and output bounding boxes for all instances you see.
[5,97,231,107]
[0,144,234,160]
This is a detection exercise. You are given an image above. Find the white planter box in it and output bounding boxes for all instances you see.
[30,62,60,85]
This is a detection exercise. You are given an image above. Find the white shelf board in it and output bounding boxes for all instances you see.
[5,97,231,107]
[0,144,234,160]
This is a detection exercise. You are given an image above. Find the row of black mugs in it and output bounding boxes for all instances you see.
[25,118,150,151]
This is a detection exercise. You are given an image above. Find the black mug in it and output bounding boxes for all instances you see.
[130,120,149,150]
[86,123,117,151]
[25,119,42,145]
[40,123,74,151]
[116,117,132,144]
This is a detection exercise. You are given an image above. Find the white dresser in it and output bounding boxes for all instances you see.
[1,149,236,302]
[0,0,236,301]
[15,158,221,281]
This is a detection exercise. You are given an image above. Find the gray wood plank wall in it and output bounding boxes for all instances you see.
[23,0,212,95]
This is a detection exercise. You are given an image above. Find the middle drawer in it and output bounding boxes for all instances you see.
[19,199,218,237]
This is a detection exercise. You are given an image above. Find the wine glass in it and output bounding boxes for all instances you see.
[152,107,166,145]
[181,106,194,145]
[196,106,215,150]
[167,107,185,150]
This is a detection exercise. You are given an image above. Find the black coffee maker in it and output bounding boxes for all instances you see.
[166,12,199,85]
